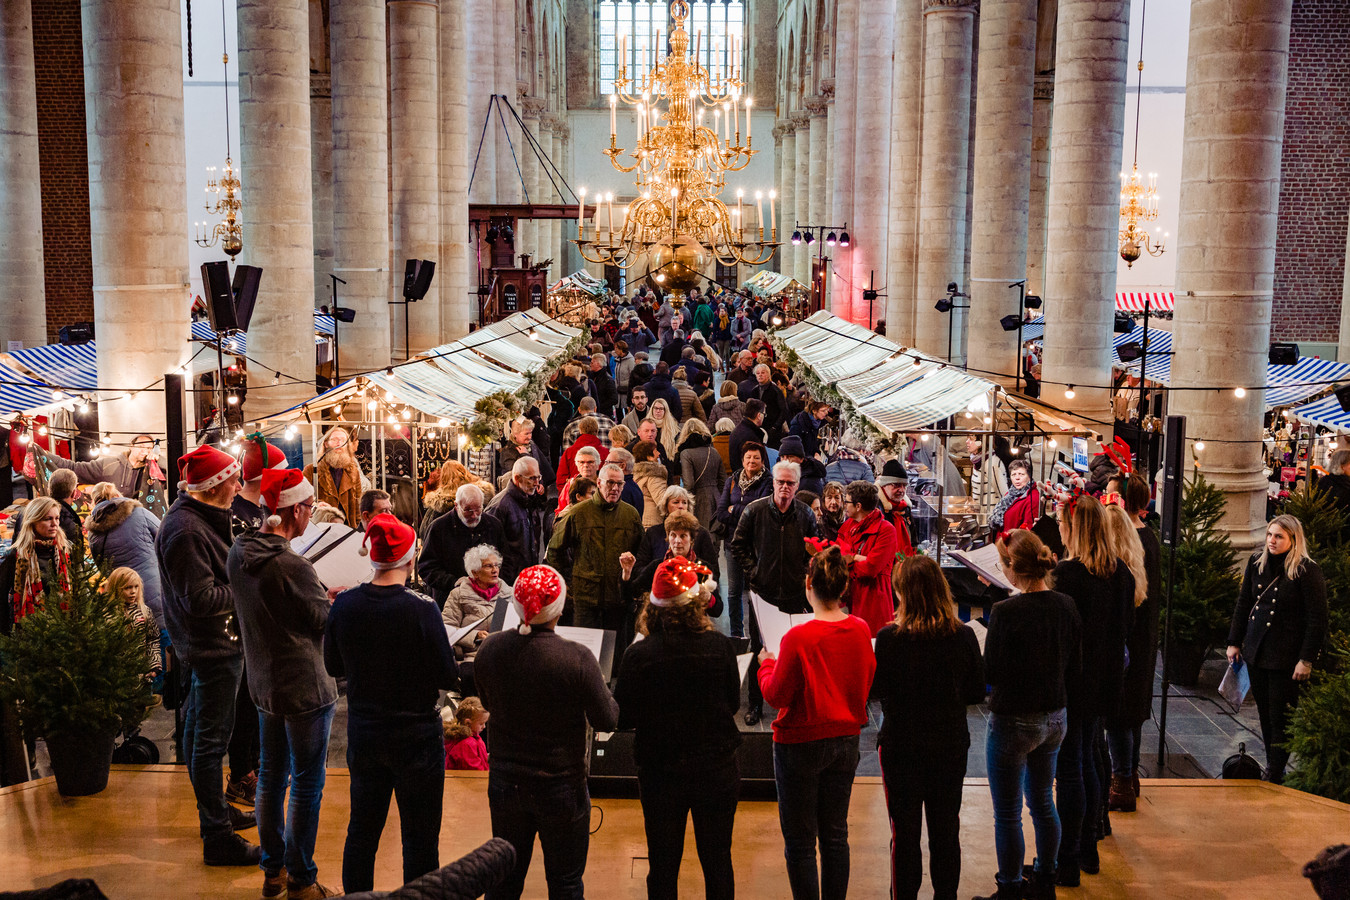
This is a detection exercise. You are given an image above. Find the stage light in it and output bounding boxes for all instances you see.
[839,231,850,247]
[386,366,397,380]
[804,232,815,245]
[825,231,837,246]
[935,298,954,313]
[791,230,802,245]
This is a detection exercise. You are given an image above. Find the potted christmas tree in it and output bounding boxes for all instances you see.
[0,559,155,796]
[1161,476,1240,686]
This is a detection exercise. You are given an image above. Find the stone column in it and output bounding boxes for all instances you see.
[329,0,389,373]
[1170,0,1293,551]
[238,0,314,412]
[494,0,519,205]
[791,113,810,286]
[467,1,496,203]
[850,0,894,327]
[778,120,796,279]
[824,90,835,248]
[0,0,46,349]
[1026,74,1054,298]
[830,0,858,316]
[81,0,188,436]
[520,100,544,265]
[807,98,829,305]
[887,0,923,344]
[311,74,333,311]
[967,0,1039,384]
[1040,0,1129,426]
[548,116,567,274]
[914,0,976,360]
[440,0,471,339]
[390,0,440,357]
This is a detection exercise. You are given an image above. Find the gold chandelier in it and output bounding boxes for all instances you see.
[194,7,242,260]
[575,0,777,271]
[1119,0,1164,268]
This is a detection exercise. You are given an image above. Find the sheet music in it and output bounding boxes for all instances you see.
[946,544,1017,593]
[292,522,373,590]
[445,613,490,649]
[749,592,813,656]
[967,618,988,655]
[556,625,607,665]
[737,653,752,686]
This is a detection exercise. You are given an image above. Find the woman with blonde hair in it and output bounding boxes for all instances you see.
[676,417,725,529]
[874,555,984,900]
[105,567,163,676]
[1050,495,1134,885]
[0,496,73,625]
[1227,514,1328,784]
[648,398,680,460]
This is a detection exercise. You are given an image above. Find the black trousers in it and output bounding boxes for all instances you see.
[638,759,740,900]
[747,603,764,712]
[880,746,968,900]
[1248,666,1306,784]
[229,661,260,782]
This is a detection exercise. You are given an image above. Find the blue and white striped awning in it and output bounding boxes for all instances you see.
[9,342,100,392]
[192,311,334,353]
[1129,351,1350,409]
[1290,394,1350,434]
[0,361,68,415]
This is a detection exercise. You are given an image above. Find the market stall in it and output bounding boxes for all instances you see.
[546,271,608,327]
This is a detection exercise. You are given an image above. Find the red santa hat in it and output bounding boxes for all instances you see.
[511,565,567,634]
[360,513,416,570]
[260,468,314,527]
[178,444,241,493]
[240,436,288,482]
[650,557,716,608]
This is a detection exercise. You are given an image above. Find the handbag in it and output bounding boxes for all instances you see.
[1218,659,1251,710]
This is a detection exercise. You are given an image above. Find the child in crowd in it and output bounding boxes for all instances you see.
[443,697,490,771]
[105,566,163,678]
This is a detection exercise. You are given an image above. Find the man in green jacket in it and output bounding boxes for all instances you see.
[546,462,643,648]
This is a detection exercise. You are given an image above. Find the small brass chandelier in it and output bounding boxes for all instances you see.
[576,0,777,270]
[1119,0,1165,268]
[194,1,242,259]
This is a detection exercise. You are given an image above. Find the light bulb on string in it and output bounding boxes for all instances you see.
[367,400,378,411]
[1064,385,1076,400]
[1194,441,1205,452]
[1234,387,1246,398]
[386,366,397,380]
[38,426,47,437]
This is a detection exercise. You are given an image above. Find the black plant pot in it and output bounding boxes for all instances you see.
[1164,641,1209,688]
[46,729,117,796]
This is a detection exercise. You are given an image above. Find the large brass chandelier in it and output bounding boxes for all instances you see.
[575,0,777,271]
[1119,0,1165,268]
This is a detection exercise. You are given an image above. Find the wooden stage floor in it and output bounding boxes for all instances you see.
[2,766,1343,898]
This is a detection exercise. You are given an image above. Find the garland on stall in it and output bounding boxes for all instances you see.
[771,337,895,452]
[464,326,591,448]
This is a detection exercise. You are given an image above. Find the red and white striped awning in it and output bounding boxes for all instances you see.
[1116,291,1174,312]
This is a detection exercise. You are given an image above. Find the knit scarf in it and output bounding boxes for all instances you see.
[738,468,765,493]
[990,482,1033,528]
[468,579,501,602]
[13,539,71,624]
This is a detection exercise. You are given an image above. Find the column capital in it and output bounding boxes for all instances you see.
[805,96,829,117]
[310,73,331,100]
[776,119,797,138]
[521,96,547,119]
[1033,75,1055,102]
[818,77,835,97]
[924,0,977,12]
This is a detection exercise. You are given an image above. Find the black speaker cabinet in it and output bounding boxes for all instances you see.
[231,265,263,333]
[201,261,237,333]
[403,259,435,301]
[588,728,778,800]
[1159,415,1186,548]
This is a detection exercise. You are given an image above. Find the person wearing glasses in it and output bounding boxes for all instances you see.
[486,457,551,584]
[731,460,819,726]
[228,468,340,899]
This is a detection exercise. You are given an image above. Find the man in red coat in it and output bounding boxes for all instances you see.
[836,481,900,635]
[875,459,915,557]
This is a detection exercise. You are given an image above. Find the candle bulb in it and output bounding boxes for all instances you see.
[768,189,776,235]
[723,102,730,143]
[606,193,614,243]
[609,94,617,138]
[755,190,764,241]
[577,188,587,238]
[670,187,679,237]
[745,97,752,143]
[732,95,739,140]
[736,189,744,240]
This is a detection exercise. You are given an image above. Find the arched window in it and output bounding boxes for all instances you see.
[598,0,746,96]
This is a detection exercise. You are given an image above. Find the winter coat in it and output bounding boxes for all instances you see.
[747,381,787,443]
[836,510,899,636]
[86,497,164,624]
[730,314,753,349]
[562,414,617,451]
[728,420,768,473]
[545,495,643,610]
[633,461,670,528]
[712,434,733,475]
[556,433,609,491]
[971,451,1010,513]
[443,576,512,659]
[48,452,164,501]
[1228,551,1329,671]
[485,482,550,584]
[1053,558,1135,718]
[788,411,824,460]
[228,530,337,716]
[799,458,828,497]
[156,493,238,666]
[418,509,506,608]
[1110,525,1162,727]
[642,373,684,423]
[731,496,818,613]
[631,524,721,594]
[710,397,744,430]
[994,487,1041,541]
[673,380,707,423]
[677,436,726,529]
[613,353,637,395]
[497,441,555,494]
[691,302,714,336]
[714,469,773,537]
[826,450,874,485]
[305,458,364,526]
[588,369,620,418]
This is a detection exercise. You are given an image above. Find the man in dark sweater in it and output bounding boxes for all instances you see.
[229,468,338,900]
[324,514,458,893]
[155,445,258,866]
[417,483,505,608]
[474,565,620,900]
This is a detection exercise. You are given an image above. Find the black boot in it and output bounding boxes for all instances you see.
[1020,864,1057,900]
[742,706,762,727]
[227,804,256,831]
[204,832,262,866]
[1081,839,1101,875]
[972,879,1023,900]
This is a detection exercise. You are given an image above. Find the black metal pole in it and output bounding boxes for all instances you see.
[1157,541,1178,767]
[1138,294,1151,420]
[1013,281,1026,395]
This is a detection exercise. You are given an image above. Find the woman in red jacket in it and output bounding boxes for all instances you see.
[835,481,899,636]
[758,546,876,900]
[989,458,1040,541]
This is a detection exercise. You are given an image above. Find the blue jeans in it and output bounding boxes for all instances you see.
[182,655,244,840]
[986,709,1066,887]
[773,735,861,900]
[1105,722,1141,778]
[257,703,336,885]
[726,555,747,637]
[343,721,444,893]
[1054,712,1100,873]
[486,773,592,900]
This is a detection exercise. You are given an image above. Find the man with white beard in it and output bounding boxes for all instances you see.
[304,426,366,525]
[417,483,505,610]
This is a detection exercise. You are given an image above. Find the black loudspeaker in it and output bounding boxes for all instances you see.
[1159,414,1186,548]
[201,261,237,332]
[1335,383,1350,413]
[1269,342,1299,366]
[588,727,778,800]
[403,259,435,301]
[58,322,95,345]
[231,265,263,332]
[164,374,186,491]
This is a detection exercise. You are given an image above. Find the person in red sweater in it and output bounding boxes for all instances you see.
[443,697,490,771]
[835,481,899,636]
[555,417,609,491]
[757,545,876,900]
[990,458,1040,541]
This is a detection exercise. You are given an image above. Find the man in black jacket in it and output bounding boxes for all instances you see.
[498,417,555,490]
[485,457,550,583]
[728,399,767,473]
[155,445,259,866]
[741,364,787,447]
[586,353,620,418]
[417,483,506,609]
[731,460,818,725]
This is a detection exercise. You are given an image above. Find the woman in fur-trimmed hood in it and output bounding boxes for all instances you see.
[86,492,164,625]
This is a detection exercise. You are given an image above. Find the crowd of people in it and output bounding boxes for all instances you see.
[0,283,1333,900]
